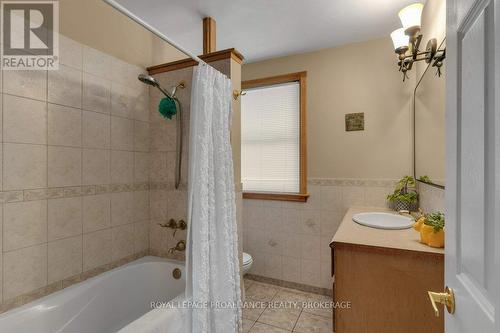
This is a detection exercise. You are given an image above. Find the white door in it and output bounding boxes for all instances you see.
[445,0,499,331]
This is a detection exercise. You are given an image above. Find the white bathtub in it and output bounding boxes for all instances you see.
[0,256,185,333]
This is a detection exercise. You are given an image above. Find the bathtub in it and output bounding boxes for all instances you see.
[0,256,185,333]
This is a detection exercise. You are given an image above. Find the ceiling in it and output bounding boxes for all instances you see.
[115,0,424,63]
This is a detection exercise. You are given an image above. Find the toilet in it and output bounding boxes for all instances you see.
[242,252,253,275]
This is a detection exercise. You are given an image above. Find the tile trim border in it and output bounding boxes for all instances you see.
[307,178,398,187]
[244,274,333,297]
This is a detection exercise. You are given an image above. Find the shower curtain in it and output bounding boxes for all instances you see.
[185,63,242,333]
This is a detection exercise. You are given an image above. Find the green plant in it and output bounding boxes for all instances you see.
[387,176,418,204]
[419,175,431,183]
[424,212,445,232]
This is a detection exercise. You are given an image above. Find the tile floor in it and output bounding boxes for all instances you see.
[243,279,333,333]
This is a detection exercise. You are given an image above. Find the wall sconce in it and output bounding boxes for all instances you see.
[390,3,446,81]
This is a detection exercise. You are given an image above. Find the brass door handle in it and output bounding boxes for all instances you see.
[428,286,455,317]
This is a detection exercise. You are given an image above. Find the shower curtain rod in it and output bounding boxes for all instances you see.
[102,0,203,63]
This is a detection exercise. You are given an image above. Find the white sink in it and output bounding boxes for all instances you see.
[352,212,414,230]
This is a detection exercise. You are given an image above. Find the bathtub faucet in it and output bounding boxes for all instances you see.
[168,240,186,254]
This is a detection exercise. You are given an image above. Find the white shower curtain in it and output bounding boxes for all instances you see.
[185,63,242,333]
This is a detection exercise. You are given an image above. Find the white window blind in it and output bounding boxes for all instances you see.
[241,81,300,193]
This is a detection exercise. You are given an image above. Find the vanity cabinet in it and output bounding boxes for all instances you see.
[330,208,444,333]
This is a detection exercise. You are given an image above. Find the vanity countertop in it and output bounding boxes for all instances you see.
[331,207,444,255]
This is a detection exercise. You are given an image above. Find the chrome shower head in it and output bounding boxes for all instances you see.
[138,74,159,87]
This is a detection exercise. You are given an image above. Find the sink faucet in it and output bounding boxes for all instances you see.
[398,210,416,220]
[168,240,186,254]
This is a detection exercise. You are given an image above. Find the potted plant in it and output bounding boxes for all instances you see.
[413,212,445,248]
[387,176,418,211]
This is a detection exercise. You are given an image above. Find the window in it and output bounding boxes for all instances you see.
[241,71,308,202]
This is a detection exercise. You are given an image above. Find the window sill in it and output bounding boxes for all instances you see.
[242,192,309,202]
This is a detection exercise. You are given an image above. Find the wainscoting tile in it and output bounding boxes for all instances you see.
[48,236,83,284]
[83,194,111,233]
[83,229,112,271]
[111,224,135,261]
[3,200,47,251]
[3,244,47,301]
[111,192,135,226]
[48,197,82,241]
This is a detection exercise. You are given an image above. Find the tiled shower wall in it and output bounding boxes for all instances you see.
[0,35,151,306]
[243,179,395,290]
[148,60,238,259]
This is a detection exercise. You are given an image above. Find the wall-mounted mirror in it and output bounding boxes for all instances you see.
[414,39,446,188]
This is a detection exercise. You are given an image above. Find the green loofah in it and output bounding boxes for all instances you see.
[158,97,177,119]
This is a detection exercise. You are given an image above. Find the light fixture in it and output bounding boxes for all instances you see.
[390,2,446,81]
[398,3,424,36]
[390,28,409,55]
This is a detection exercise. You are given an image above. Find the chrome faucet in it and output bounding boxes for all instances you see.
[158,219,187,236]
[168,240,186,254]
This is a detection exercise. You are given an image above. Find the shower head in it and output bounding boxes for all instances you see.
[138,74,159,87]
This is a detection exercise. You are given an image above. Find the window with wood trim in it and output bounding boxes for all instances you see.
[241,71,308,202]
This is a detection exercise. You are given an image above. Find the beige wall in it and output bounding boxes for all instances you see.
[59,0,186,67]
[243,37,413,180]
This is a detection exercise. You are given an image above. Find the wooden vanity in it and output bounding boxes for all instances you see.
[330,207,444,333]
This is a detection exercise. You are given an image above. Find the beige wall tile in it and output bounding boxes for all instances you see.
[134,152,150,183]
[3,143,47,190]
[111,58,143,87]
[111,83,135,119]
[83,46,112,79]
[300,259,321,287]
[134,221,149,253]
[3,200,47,251]
[282,256,301,284]
[134,120,150,152]
[111,224,134,260]
[48,236,83,283]
[111,192,134,226]
[110,150,133,184]
[59,35,83,70]
[320,186,342,211]
[3,244,47,300]
[150,122,176,152]
[83,229,112,271]
[150,152,168,182]
[82,148,110,185]
[111,116,134,150]
[2,70,47,101]
[48,197,82,241]
[150,190,168,221]
[134,191,149,222]
[48,146,82,187]
[3,95,47,144]
[83,194,111,233]
[48,64,82,108]
[48,103,82,147]
[83,72,111,114]
[82,110,110,149]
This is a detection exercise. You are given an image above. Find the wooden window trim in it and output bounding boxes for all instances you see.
[241,71,308,202]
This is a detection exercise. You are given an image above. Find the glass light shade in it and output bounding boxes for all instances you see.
[390,28,409,52]
[398,3,424,33]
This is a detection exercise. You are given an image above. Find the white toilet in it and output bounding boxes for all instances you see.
[242,252,253,275]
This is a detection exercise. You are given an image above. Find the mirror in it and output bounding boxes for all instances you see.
[414,39,446,188]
